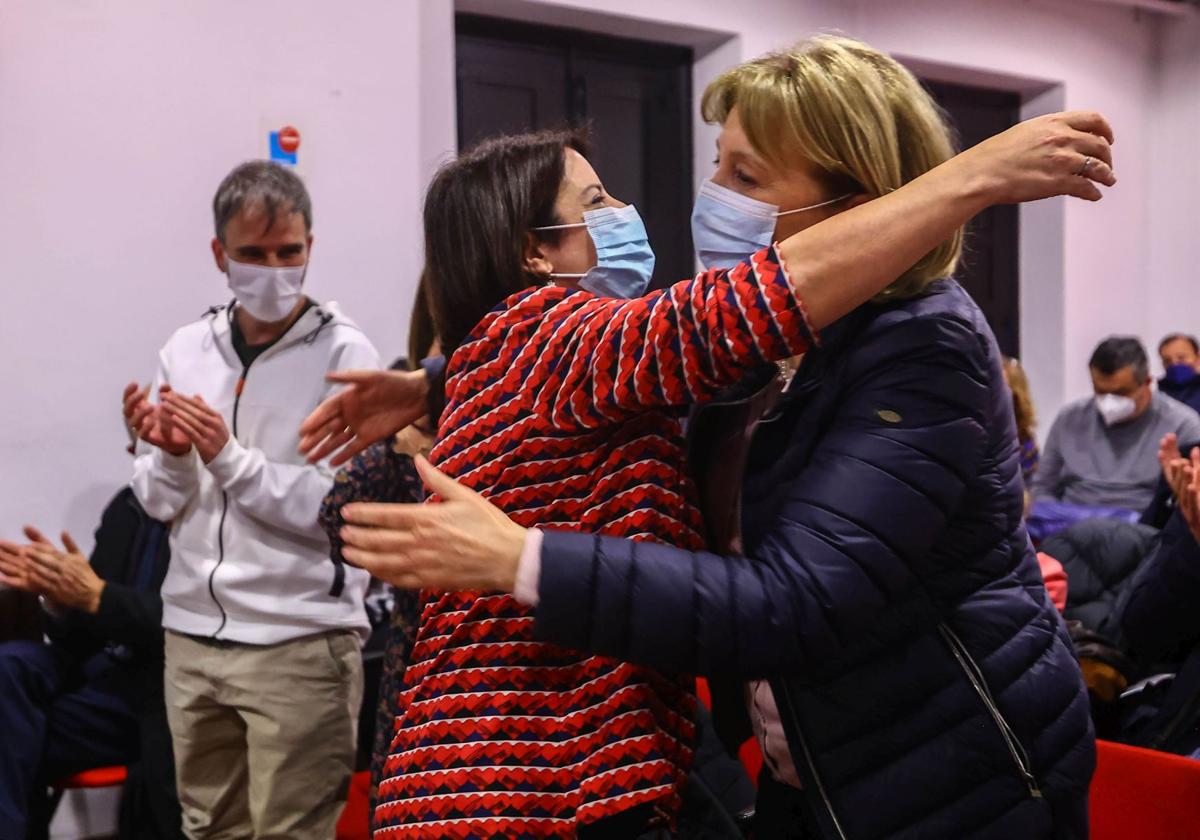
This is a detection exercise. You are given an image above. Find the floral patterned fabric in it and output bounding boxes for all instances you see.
[318,432,429,824]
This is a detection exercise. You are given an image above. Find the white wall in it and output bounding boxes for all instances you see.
[1146,14,1200,362]
[851,0,1160,424]
[0,0,426,552]
[0,0,1195,563]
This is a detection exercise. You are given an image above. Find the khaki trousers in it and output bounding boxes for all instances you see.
[164,630,363,840]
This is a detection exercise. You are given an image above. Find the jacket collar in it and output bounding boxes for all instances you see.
[204,299,352,364]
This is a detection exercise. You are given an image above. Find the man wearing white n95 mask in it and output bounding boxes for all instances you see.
[124,161,380,839]
[1034,335,1200,512]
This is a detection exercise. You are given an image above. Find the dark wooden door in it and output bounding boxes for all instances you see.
[923,80,1021,357]
[456,16,694,290]
[456,38,568,143]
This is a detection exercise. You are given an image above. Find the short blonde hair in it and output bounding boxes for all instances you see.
[702,35,962,300]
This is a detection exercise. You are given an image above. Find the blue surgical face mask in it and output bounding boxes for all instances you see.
[1165,364,1198,387]
[533,204,655,299]
[691,178,852,271]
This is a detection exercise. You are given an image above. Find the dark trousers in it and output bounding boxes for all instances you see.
[753,771,822,839]
[118,662,184,840]
[0,641,180,840]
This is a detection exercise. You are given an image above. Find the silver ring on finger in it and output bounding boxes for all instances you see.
[1077,156,1093,177]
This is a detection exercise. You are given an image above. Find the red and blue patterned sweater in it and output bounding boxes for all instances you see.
[374,246,815,838]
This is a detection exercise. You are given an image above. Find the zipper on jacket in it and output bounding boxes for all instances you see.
[938,623,1043,799]
[204,305,323,637]
[209,492,230,637]
[777,681,851,840]
[206,370,247,638]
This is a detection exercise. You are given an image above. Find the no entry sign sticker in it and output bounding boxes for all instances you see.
[269,125,300,165]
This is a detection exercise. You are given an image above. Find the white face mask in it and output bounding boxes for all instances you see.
[226,257,306,322]
[1095,393,1139,427]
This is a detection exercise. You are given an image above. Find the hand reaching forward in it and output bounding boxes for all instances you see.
[340,456,527,592]
[299,369,430,467]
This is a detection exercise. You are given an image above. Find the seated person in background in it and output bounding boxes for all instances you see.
[1032,335,1200,513]
[1118,439,1200,757]
[1003,356,1040,490]
[0,475,181,838]
[1158,332,1200,415]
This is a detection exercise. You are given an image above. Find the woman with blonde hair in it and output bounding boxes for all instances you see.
[325,35,1107,839]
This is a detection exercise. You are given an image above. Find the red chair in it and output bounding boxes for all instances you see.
[696,678,764,785]
[335,770,372,840]
[54,766,128,791]
[30,766,129,838]
[1090,740,1200,840]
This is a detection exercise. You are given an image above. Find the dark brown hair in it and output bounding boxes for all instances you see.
[1003,356,1036,445]
[423,128,589,353]
[1159,333,1200,356]
[407,270,438,368]
[213,160,312,244]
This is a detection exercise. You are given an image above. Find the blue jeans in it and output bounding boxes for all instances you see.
[0,641,140,838]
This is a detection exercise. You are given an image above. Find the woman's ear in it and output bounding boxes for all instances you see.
[523,231,554,278]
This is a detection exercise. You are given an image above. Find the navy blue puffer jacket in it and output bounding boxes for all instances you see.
[535,281,1095,839]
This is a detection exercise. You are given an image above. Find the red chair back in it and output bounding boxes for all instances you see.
[1090,740,1200,840]
[53,766,128,790]
[335,770,372,840]
[697,678,764,784]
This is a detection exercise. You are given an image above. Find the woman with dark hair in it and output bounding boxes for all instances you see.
[328,36,1113,840]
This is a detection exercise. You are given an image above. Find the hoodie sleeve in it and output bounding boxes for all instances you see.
[130,348,203,521]
[205,333,382,541]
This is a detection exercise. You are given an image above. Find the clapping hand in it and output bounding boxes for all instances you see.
[23,528,105,613]
[162,391,230,464]
[1160,433,1200,543]
[124,382,191,456]
[0,527,105,613]
[0,540,40,596]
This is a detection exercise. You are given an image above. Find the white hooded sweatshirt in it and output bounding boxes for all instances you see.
[131,301,380,644]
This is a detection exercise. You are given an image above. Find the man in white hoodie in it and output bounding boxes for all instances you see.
[125,161,379,839]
